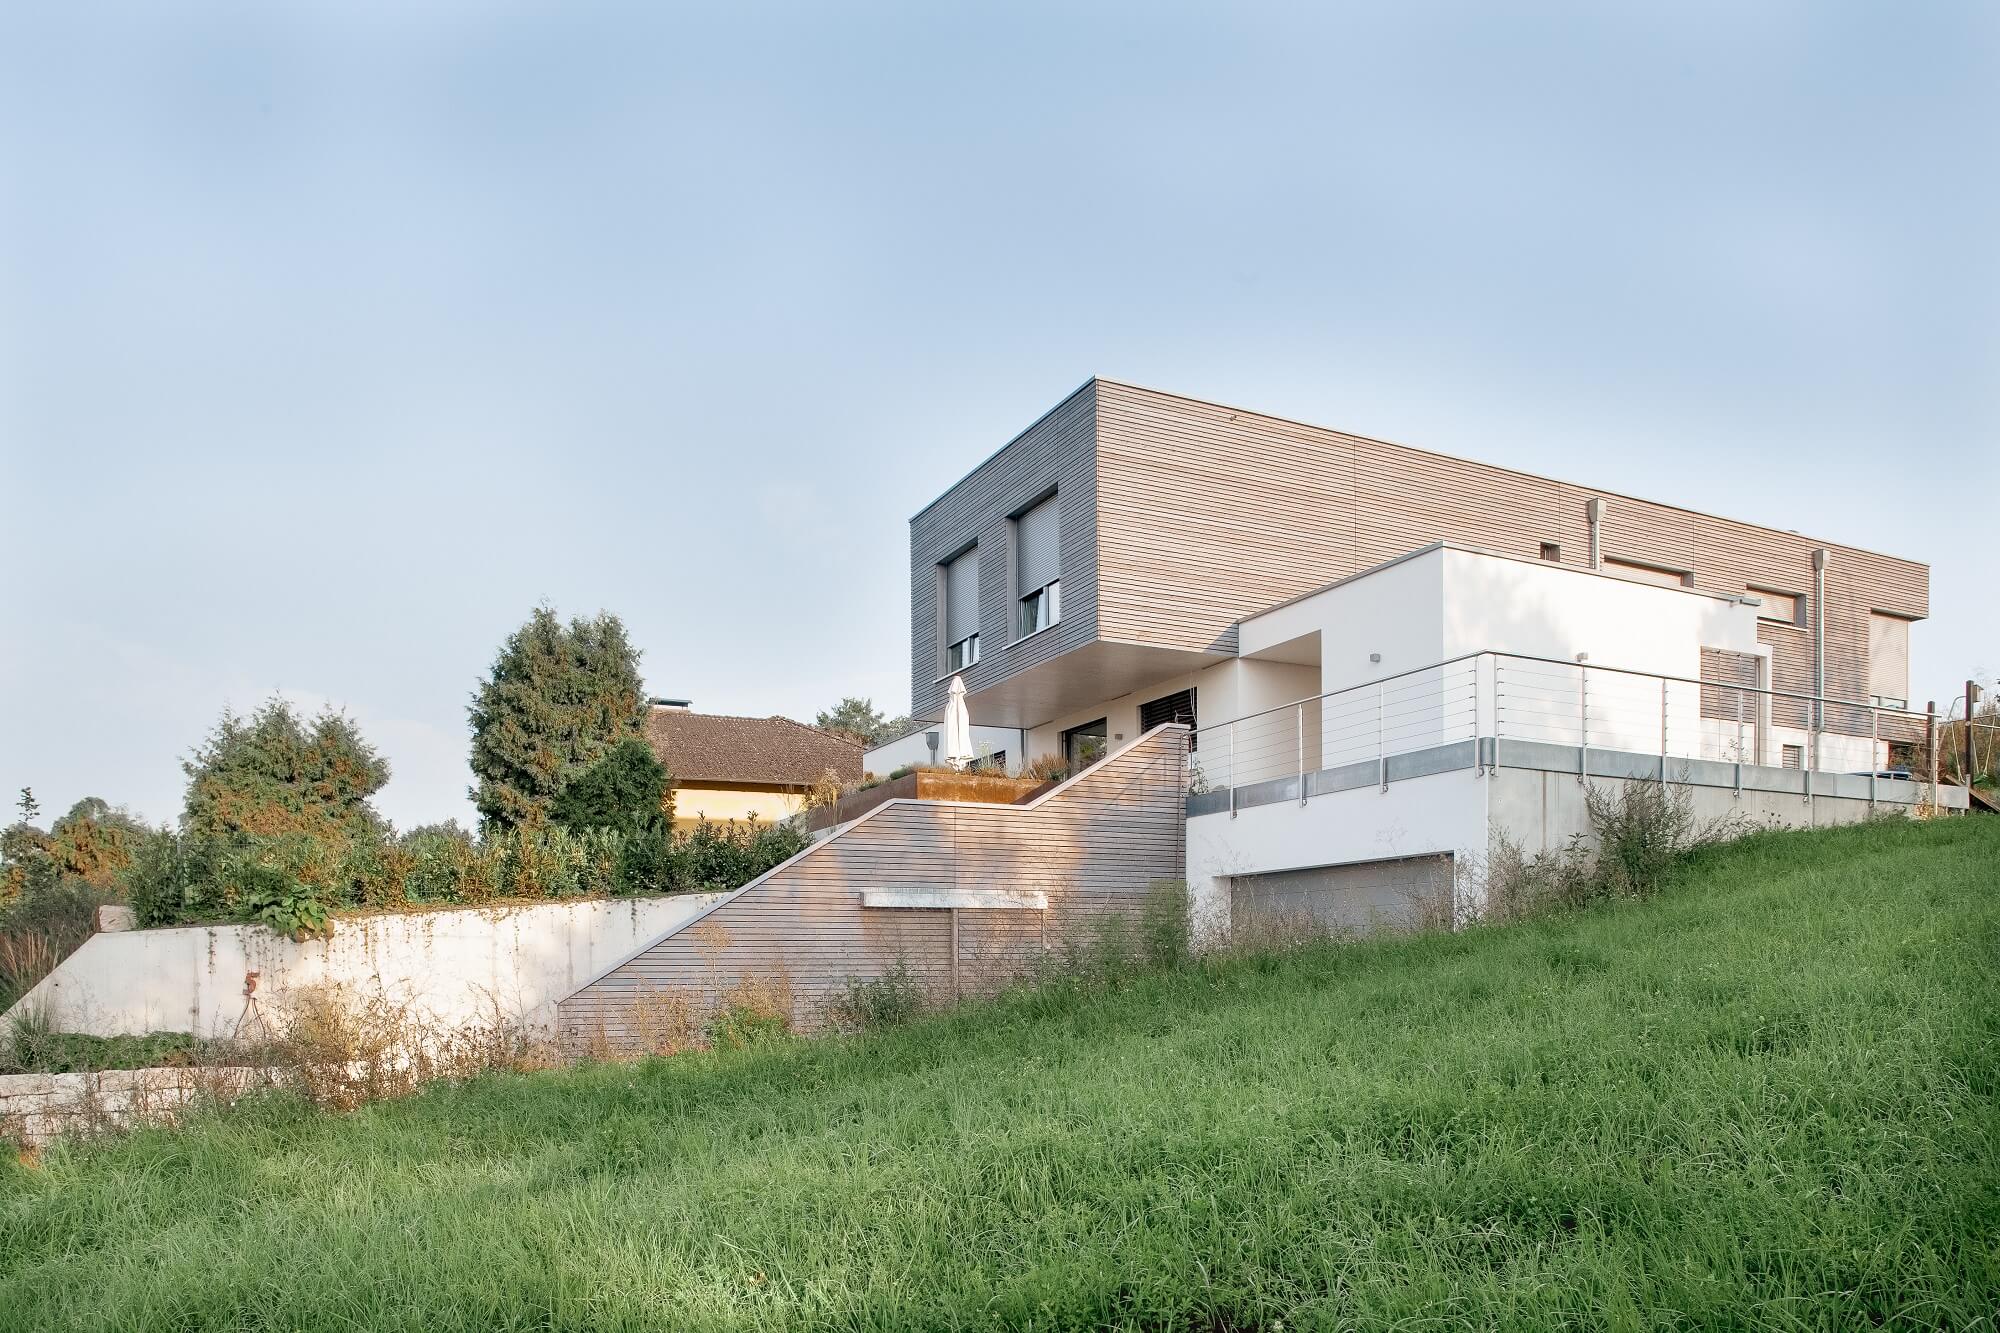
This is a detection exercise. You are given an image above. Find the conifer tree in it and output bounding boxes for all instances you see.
[468,607,647,831]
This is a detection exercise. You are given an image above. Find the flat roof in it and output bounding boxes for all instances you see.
[911,375,1924,569]
[1241,540,1759,627]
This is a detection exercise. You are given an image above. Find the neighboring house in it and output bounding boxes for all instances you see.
[644,702,862,829]
[862,721,1026,777]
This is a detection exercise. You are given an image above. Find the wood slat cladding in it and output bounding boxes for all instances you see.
[908,382,1100,722]
[1091,382,1929,730]
[557,728,1189,1056]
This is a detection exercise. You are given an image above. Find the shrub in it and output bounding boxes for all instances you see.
[1139,879,1191,970]
[124,831,191,927]
[233,860,333,942]
[551,739,673,837]
[705,968,795,1050]
[829,960,926,1031]
[1476,779,1732,922]
[1021,754,1071,784]
[399,824,476,904]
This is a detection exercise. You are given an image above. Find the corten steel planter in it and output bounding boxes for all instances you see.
[808,770,1052,832]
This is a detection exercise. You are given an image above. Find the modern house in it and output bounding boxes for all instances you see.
[905,378,1951,935]
[911,378,1925,773]
[555,378,1958,1049]
[644,702,862,829]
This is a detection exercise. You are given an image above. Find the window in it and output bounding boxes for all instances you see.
[1014,493,1061,639]
[973,750,1007,773]
[1749,587,1805,627]
[1539,542,1561,562]
[1061,718,1108,771]
[1139,688,1198,751]
[1868,612,1910,709]
[941,547,980,674]
[1781,744,1803,770]
[1018,580,1060,638]
[1604,557,1693,589]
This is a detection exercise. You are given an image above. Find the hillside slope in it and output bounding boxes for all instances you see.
[3,818,1996,1330]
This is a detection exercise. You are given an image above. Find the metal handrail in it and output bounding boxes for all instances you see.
[1188,647,1937,741]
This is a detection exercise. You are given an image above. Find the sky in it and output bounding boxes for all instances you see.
[2,2,1994,833]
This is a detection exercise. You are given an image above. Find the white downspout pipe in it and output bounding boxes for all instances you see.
[1811,547,1828,771]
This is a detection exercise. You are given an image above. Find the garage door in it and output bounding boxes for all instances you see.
[1230,853,1455,937]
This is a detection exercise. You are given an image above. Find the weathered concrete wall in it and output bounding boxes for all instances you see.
[1486,767,1915,855]
[0,1066,273,1147]
[5,893,728,1039]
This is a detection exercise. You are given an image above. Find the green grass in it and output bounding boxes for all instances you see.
[0,1029,197,1076]
[2,818,1996,1331]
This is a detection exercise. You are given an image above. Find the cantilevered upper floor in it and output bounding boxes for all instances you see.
[909,378,1930,735]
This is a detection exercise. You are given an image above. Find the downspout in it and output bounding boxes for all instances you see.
[1586,498,1605,570]
[1811,547,1828,770]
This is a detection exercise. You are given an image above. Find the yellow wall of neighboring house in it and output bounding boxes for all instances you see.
[671,784,805,828]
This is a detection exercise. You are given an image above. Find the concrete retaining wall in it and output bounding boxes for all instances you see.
[4,893,728,1040]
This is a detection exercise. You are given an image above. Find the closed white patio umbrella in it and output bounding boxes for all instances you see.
[943,675,975,769]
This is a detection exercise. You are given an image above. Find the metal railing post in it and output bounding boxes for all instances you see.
[1228,722,1237,819]
[1579,664,1589,784]
[1733,690,1744,795]
[1869,708,1879,808]
[1377,682,1387,791]
[1297,703,1306,806]
[1660,676,1669,780]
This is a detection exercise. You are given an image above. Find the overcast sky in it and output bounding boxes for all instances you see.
[3,2,1994,832]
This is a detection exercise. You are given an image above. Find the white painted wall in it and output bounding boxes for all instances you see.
[1020,657,1298,769]
[1187,767,1492,942]
[865,724,1023,776]
[7,893,728,1040]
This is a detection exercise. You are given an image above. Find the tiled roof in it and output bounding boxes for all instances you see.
[644,709,863,787]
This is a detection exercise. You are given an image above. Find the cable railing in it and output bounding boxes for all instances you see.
[1186,650,1945,804]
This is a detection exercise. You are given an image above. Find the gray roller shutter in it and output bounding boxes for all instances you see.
[944,549,979,645]
[1015,495,1060,593]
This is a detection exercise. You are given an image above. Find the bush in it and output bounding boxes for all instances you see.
[233,860,332,942]
[0,877,120,1009]
[830,960,927,1031]
[551,739,673,837]
[1477,779,1731,921]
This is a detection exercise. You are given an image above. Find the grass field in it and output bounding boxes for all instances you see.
[2,816,1996,1330]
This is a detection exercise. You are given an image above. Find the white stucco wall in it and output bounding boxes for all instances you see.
[6,892,728,1040]
[1187,767,1492,941]
[865,724,1024,776]
[1021,657,1311,769]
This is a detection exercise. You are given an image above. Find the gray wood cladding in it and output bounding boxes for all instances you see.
[909,382,1099,721]
[557,727,1189,1055]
